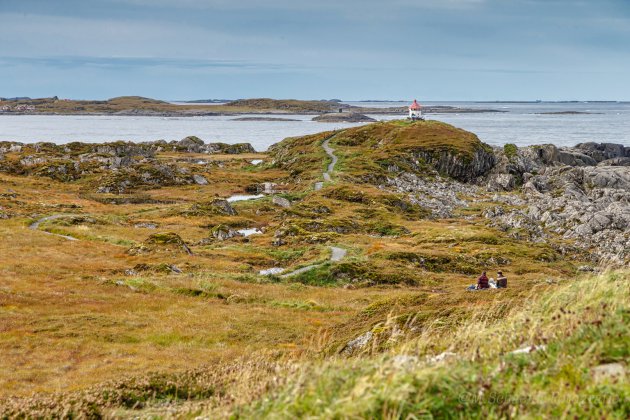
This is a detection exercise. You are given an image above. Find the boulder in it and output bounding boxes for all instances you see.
[211,225,241,241]
[187,198,237,216]
[177,136,205,153]
[193,174,209,185]
[272,196,291,208]
[127,232,192,255]
[575,142,628,162]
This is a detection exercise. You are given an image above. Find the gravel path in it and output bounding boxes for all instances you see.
[330,246,347,262]
[314,136,337,191]
[322,138,338,175]
[278,246,347,278]
[276,138,346,278]
[29,214,78,241]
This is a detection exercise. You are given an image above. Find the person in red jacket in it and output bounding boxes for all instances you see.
[476,271,490,289]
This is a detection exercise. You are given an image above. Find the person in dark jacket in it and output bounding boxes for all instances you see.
[477,271,489,289]
[496,271,508,288]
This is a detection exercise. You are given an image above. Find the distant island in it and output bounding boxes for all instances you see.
[0,96,504,117]
[535,111,603,115]
[232,116,300,121]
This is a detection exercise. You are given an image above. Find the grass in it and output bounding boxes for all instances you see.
[233,270,629,419]
[0,120,618,418]
[2,270,626,418]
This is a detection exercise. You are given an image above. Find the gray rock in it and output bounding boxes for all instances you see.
[193,174,209,185]
[389,172,479,218]
[134,222,158,229]
[341,331,373,356]
[412,146,496,182]
[211,225,241,241]
[262,182,277,194]
[272,196,291,208]
[575,142,628,162]
[178,136,205,153]
[210,199,237,216]
[598,157,630,166]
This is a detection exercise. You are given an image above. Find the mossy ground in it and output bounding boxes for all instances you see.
[0,121,614,417]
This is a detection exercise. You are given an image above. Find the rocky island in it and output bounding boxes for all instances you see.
[312,112,376,122]
[0,120,627,417]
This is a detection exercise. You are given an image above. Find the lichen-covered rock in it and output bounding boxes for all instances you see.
[210,225,241,241]
[127,232,192,255]
[272,196,291,208]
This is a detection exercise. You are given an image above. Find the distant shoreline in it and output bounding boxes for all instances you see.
[0,106,506,117]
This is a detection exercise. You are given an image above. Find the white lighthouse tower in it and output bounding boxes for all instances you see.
[408,99,423,120]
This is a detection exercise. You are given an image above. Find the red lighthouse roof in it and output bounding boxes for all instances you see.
[409,99,422,110]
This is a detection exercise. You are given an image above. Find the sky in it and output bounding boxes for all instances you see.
[1,0,629,101]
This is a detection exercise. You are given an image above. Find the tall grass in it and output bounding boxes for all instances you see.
[233,270,629,419]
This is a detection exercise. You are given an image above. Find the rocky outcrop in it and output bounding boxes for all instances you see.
[127,232,192,255]
[388,173,479,218]
[481,142,630,266]
[412,146,496,182]
[185,199,237,216]
[169,136,253,154]
[0,138,256,192]
[385,140,629,266]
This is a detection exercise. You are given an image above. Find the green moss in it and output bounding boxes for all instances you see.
[504,143,518,160]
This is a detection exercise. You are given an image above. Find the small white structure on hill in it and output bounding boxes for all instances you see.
[408,99,423,120]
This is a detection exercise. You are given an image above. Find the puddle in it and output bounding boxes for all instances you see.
[238,228,262,237]
[251,159,263,165]
[227,194,264,203]
[259,267,285,276]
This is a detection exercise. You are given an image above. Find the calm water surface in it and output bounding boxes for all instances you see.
[1,102,628,150]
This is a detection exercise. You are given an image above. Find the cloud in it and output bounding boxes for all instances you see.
[0,56,293,72]
[0,12,281,59]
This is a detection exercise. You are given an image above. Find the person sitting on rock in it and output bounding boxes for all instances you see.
[476,271,490,290]
[496,271,508,288]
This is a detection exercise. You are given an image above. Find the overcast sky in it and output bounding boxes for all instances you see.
[1,0,629,100]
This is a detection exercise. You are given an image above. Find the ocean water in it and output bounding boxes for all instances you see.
[1,102,628,150]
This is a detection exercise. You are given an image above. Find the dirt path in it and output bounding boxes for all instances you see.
[279,246,347,278]
[277,139,346,278]
[322,138,338,175]
[29,214,78,241]
[314,137,338,191]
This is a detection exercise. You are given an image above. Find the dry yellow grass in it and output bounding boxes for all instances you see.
[0,122,596,416]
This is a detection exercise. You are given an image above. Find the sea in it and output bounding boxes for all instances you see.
[1,101,628,151]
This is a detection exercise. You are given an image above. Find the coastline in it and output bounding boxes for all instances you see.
[0,106,506,117]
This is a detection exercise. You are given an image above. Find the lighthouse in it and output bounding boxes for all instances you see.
[408,99,423,120]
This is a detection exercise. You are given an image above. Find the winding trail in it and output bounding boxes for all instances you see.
[267,137,347,278]
[314,137,338,191]
[29,214,78,241]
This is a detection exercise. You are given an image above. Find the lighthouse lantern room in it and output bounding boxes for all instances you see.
[408,99,423,120]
